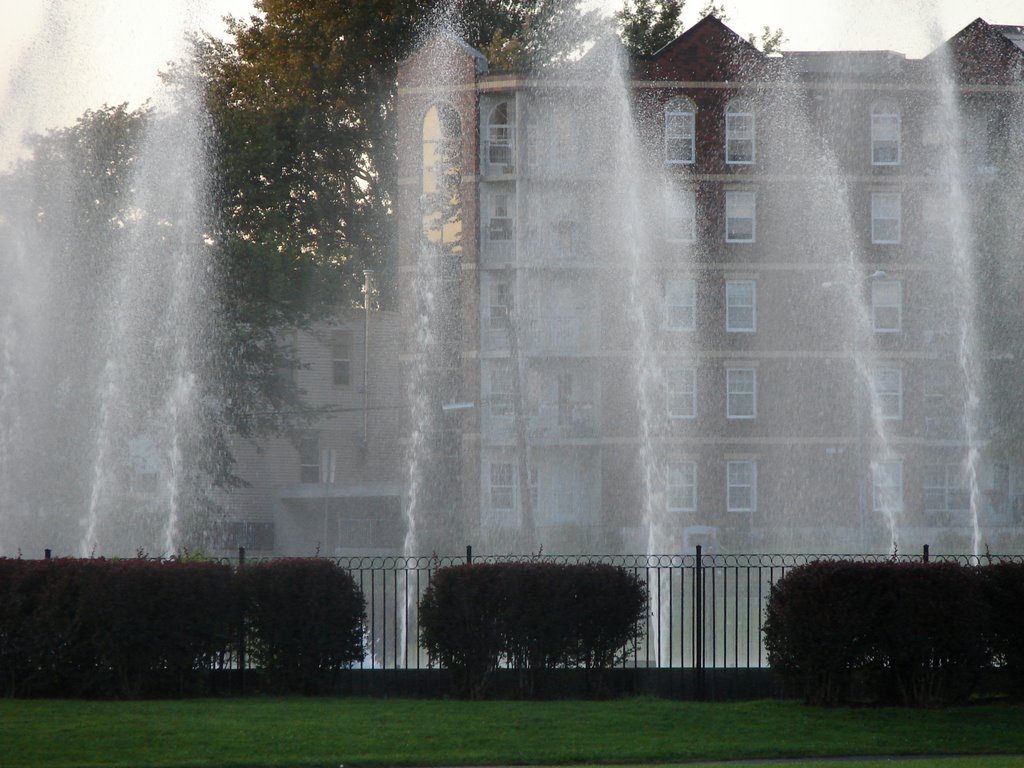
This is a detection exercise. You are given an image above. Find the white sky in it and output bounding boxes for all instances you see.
[1,0,1022,163]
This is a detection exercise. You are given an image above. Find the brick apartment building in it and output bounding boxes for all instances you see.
[395,16,1024,555]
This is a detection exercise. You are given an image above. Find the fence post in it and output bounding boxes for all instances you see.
[695,544,705,700]
[44,549,51,560]
[922,544,929,563]
[466,545,472,565]
[237,546,246,695]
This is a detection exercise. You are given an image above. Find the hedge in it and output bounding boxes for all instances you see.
[0,558,234,698]
[764,560,993,706]
[419,562,646,698]
[979,561,1024,698]
[238,558,365,694]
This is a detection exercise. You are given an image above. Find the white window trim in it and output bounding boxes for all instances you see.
[727,460,757,512]
[871,280,902,333]
[871,192,901,245]
[923,464,969,513]
[726,367,757,420]
[726,279,756,333]
[665,184,697,244]
[667,367,697,420]
[665,100,696,165]
[667,459,698,512]
[488,281,511,330]
[489,461,515,511]
[487,364,513,420]
[664,277,696,332]
[725,106,755,165]
[870,110,901,166]
[874,367,903,421]
[488,191,514,242]
[486,102,515,169]
[872,460,903,512]
[725,190,756,243]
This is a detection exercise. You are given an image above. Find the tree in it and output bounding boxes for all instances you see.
[616,0,785,57]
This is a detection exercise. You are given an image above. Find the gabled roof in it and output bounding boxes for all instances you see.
[398,31,488,87]
[925,18,1024,84]
[639,15,769,82]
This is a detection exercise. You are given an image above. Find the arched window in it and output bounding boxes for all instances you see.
[725,100,755,164]
[486,101,514,169]
[871,101,900,165]
[665,96,696,164]
[422,104,462,247]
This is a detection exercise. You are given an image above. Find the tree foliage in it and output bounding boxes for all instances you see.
[616,0,785,57]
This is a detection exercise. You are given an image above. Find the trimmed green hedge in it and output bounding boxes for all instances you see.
[0,558,234,698]
[0,557,366,698]
[239,558,365,694]
[763,560,1017,706]
[419,562,646,698]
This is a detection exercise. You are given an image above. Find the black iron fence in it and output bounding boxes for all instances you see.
[226,546,1023,673]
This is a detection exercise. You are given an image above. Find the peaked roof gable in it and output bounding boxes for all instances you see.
[925,18,1024,84]
[639,15,769,82]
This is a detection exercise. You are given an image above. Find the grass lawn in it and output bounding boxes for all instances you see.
[1,698,1023,768]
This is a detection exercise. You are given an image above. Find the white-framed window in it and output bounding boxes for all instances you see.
[725,101,755,164]
[871,280,902,333]
[923,464,969,513]
[872,460,903,512]
[298,434,320,484]
[871,105,900,165]
[726,280,756,332]
[665,96,696,164]
[665,183,697,243]
[489,280,511,330]
[490,462,515,510]
[871,192,901,244]
[873,368,902,420]
[667,459,697,512]
[331,331,352,387]
[486,102,514,168]
[488,191,514,242]
[488,364,513,418]
[726,367,756,419]
[725,190,755,242]
[667,367,697,419]
[664,277,696,331]
[727,460,757,512]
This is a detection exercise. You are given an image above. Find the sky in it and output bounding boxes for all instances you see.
[2,0,1023,164]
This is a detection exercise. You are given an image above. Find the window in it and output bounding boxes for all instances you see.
[725,102,755,164]
[725,190,755,242]
[486,102,514,168]
[871,106,900,165]
[873,368,902,420]
[992,463,1011,518]
[923,465,969,513]
[871,192,901,244]
[726,368,756,419]
[490,462,515,510]
[488,364,513,418]
[488,191,514,241]
[331,331,352,386]
[298,434,320,484]
[872,460,903,512]
[667,459,697,512]
[665,97,696,164]
[489,281,511,329]
[667,367,696,419]
[871,280,902,333]
[665,183,696,243]
[727,460,757,512]
[664,277,696,331]
[726,280,756,332]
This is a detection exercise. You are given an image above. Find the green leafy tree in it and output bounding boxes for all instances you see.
[616,0,785,57]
